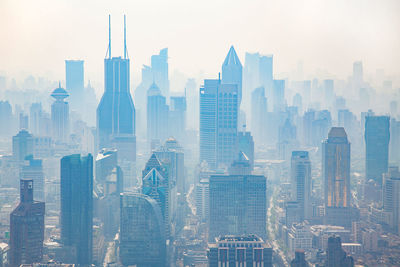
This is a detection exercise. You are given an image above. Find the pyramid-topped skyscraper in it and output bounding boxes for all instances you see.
[222,45,243,104]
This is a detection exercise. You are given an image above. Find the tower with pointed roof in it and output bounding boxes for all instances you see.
[51,83,69,143]
[222,46,243,105]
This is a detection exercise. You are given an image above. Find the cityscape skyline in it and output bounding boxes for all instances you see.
[0,0,399,86]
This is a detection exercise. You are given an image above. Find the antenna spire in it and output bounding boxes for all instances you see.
[124,15,127,59]
[108,14,111,59]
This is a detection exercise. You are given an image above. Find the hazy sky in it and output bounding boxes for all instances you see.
[0,0,399,89]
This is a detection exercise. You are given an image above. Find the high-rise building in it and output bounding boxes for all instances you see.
[9,179,45,266]
[390,118,400,164]
[151,48,169,99]
[353,61,363,88]
[291,249,309,267]
[97,15,136,161]
[199,79,238,169]
[12,129,34,161]
[238,131,254,169]
[251,87,267,144]
[65,60,84,110]
[243,52,260,110]
[207,235,272,267]
[0,100,13,137]
[383,166,400,233]
[273,79,285,112]
[147,82,169,144]
[119,192,166,266]
[21,155,44,202]
[195,178,209,222]
[209,167,267,240]
[142,153,172,238]
[221,46,243,104]
[154,138,185,195]
[259,55,273,94]
[51,84,70,143]
[291,151,311,221]
[323,127,351,208]
[95,148,118,184]
[365,115,390,185]
[60,154,93,265]
[29,103,42,136]
[169,96,186,143]
[326,236,354,267]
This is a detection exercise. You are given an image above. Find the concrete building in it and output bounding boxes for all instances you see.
[12,129,34,161]
[21,155,44,202]
[291,151,311,221]
[207,235,272,267]
[147,82,169,145]
[9,179,45,266]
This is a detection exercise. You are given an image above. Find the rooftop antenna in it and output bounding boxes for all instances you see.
[108,14,111,59]
[124,15,127,59]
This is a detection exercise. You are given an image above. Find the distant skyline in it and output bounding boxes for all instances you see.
[0,0,399,90]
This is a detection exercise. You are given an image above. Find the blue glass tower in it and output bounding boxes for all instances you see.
[97,15,136,159]
[60,154,93,265]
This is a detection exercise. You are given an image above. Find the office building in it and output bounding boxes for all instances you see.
[51,84,70,143]
[221,46,243,104]
[12,129,34,161]
[147,82,169,144]
[119,192,166,267]
[95,148,118,183]
[259,55,273,93]
[390,118,400,164]
[243,52,260,110]
[199,79,238,169]
[207,235,272,267]
[97,16,136,161]
[326,236,354,267]
[142,153,172,238]
[29,103,42,136]
[273,79,285,112]
[291,151,311,221]
[238,131,254,169]
[0,100,13,137]
[195,178,209,222]
[21,155,44,202]
[365,115,390,185]
[151,48,169,99]
[65,60,84,110]
[209,168,267,240]
[383,167,400,233]
[291,249,309,267]
[169,96,186,143]
[323,127,350,208]
[60,154,93,265]
[251,87,267,144]
[9,179,45,266]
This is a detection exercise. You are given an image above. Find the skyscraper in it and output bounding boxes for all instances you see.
[9,179,45,266]
[382,166,400,233]
[151,48,169,99]
[21,155,44,202]
[199,78,239,169]
[259,55,273,94]
[251,86,267,144]
[29,103,42,136]
[323,127,351,208]
[147,82,169,145]
[142,153,172,238]
[209,167,267,240]
[60,154,93,265]
[12,129,34,161]
[169,96,186,143]
[291,151,311,221]
[119,192,166,266]
[51,84,70,143]
[326,236,354,267]
[221,46,243,104]
[65,60,84,110]
[273,79,285,112]
[97,15,136,157]
[365,115,390,185]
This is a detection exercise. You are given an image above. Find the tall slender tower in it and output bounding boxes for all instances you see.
[60,154,93,265]
[51,84,69,143]
[323,127,351,208]
[291,151,311,221]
